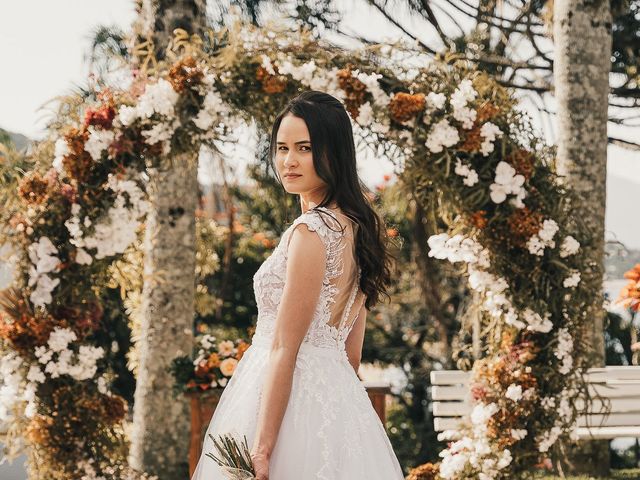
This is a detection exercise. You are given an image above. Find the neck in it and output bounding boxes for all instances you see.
[300,192,338,214]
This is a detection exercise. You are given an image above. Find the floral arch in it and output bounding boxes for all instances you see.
[0,22,592,480]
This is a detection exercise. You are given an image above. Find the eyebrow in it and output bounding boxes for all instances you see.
[276,140,311,145]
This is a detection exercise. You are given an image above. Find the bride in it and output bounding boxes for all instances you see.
[191,90,404,479]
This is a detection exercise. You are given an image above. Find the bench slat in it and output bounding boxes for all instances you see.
[432,383,640,401]
[431,385,469,401]
[576,426,640,439]
[433,398,640,417]
[578,413,640,427]
[430,366,640,385]
[437,427,640,441]
[434,416,640,432]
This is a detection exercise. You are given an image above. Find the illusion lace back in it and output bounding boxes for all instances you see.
[191,207,405,480]
[253,206,365,348]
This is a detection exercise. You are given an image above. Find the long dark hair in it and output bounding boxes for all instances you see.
[269,90,394,310]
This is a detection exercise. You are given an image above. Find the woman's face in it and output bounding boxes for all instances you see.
[275,113,327,200]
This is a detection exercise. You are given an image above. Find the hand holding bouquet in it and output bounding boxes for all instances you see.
[206,433,256,480]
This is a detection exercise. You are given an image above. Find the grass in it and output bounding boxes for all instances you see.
[534,469,640,479]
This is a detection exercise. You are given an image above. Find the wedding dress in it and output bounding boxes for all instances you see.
[191,206,405,480]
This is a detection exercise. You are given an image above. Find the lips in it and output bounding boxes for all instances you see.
[284,174,302,179]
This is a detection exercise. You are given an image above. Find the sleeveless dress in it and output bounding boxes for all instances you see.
[191,206,405,480]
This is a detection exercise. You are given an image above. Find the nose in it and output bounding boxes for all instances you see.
[283,151,298,168]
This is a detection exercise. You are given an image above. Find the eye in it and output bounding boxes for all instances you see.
[277,146,288,151]
[299,145,311,151]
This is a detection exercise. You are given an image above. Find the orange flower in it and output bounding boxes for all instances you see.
[195,361,210,377]
[336,66,367,118]
[407,462,440,480]
[469,210,488,230]
[168,55,203,92]
[386,228,398,238]
[507,207,543,248]
[623,264,640,282]
[236,341,250,360]
[389,92,426,123]
[18,171,53,205]
[459,124,483,153]
[256,66,287,94]
[84,103,116,129]
[506,149,536,180]
[476,101,500,123]
[220,357,238,377]
[617,264,640,312]
[207,352,221,368]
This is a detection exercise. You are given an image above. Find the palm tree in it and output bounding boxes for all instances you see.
[128,1,206,478]
[553,0,612,474]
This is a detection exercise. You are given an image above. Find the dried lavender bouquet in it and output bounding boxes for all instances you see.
[205,433,256,480]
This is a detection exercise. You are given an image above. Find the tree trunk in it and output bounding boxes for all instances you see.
[130,155,199,478]
[553,0,612,475]
[130,2,207,477]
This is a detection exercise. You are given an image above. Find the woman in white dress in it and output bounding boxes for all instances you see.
[191,90,404,480]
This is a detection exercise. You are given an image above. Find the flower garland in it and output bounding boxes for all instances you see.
[0,23,593,478]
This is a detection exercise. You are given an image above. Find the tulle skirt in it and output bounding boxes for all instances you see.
[191,334,405,480]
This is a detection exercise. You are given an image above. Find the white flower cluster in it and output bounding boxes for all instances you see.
[559,235,580,258]
[439,402,513,479]
[479,122,503,156]
[260,54,276,75]
[141,120,179,152]
[450,79,478,129]
[526,219,559,256]
[355,71,390,108]
[130,78,179,120]
[28,236,60,307]
[536,386,578,452]
[277,58,345,101]
[505,384,523,402]
[563,270,581,288]
[425,119,460,153]
[84,126,115,161]
[117,79,181,154]
[426,92,446,110]
[489,161,526,208]
[554,328,574,375]
[427,233,488,266]
[34,327,104,381]
[454,158,479,186]
[66,174,149,260]
[193,89,228,132]
[520,308,553,333]
[53,137,70,176]
[0,352,37,426]
[356,102,375,127]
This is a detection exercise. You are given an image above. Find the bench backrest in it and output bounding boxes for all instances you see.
[430,366,640,440]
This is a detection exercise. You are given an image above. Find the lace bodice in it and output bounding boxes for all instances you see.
[252,206,365,350]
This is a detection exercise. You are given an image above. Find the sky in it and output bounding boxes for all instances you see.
[0,0,637,248]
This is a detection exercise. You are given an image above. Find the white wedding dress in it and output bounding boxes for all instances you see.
[191,206,404,480]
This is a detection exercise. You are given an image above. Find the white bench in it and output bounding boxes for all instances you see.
[430,366,640,440]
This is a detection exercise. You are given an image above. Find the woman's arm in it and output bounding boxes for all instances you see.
[250,222,326,460]
[345,302,367,375]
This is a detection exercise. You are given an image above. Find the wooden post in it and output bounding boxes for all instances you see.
[364,381,393,425]
[187,382,392,475]
[186,389,223,478]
